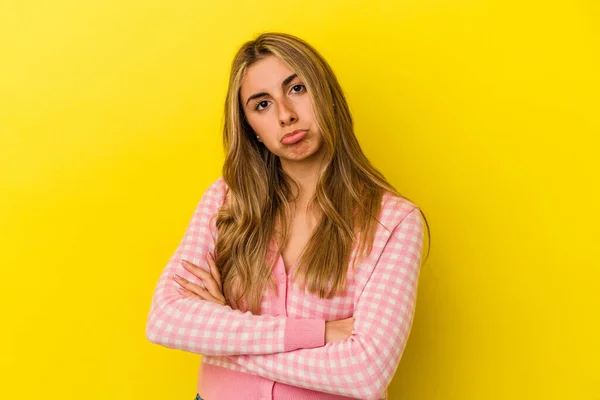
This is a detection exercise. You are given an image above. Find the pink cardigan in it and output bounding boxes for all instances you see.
[146,177,425,400]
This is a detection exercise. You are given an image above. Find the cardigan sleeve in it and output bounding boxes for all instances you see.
[223,206,425,400]
[145,177,325,356]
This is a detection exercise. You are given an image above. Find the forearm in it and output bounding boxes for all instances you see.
[223,207,424,399]
[146,256,326,356]
[145,177,326,356]
[225,320,406,399]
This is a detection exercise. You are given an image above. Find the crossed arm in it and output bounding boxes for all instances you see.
[146,177,425,399]
[220,208,424,399]
[145,177,326,356]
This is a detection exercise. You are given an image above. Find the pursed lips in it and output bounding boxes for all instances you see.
[281,129,307,142]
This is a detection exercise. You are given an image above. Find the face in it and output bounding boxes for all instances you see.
[240,55,325,164]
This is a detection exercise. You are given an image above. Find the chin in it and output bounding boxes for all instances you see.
[284,140,324,161]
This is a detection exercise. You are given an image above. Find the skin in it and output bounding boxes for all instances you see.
[240,55,326,272]
[174,55,354,344]
[240,54,327,198]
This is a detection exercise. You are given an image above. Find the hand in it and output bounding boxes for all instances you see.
[325,317,354,344]
[173,253,227,306]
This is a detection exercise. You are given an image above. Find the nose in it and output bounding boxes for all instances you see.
[278,99,297,127]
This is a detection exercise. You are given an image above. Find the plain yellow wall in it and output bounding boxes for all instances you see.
[1,0,598,399]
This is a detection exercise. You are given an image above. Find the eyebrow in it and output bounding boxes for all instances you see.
[244,73,298,107]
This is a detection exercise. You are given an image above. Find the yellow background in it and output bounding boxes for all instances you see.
[1,0,598,399]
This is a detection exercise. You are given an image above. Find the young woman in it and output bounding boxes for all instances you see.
[146,32,430,400]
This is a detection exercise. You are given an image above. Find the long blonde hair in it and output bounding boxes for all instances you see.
[215,32,430,314]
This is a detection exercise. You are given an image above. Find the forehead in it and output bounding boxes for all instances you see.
[240,56,296,100]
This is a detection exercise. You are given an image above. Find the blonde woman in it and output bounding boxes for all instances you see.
[146,32,430,400]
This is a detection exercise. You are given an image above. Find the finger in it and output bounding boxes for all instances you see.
[207,253,223,292]
[181,260,222,299]
[176,281,200,299]
[206,256,227,305]
[174,275,225,305]
[177,287,198,298]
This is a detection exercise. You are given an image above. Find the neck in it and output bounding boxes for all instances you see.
[280,145,326,210]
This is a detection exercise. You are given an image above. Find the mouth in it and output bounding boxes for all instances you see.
[281,130,308,145]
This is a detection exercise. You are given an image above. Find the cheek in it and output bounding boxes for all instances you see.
[298,99,319,126]
[247,115,281,150]
[246,114,268,136]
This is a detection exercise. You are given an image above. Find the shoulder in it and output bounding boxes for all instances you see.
[378,191,422,231]
[205,176,229,196]
[199,176,230,210]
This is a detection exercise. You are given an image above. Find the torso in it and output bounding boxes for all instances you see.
[225,191,322,274]
[280,204,321,274]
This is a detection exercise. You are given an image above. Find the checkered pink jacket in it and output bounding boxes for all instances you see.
[146,177,425,400]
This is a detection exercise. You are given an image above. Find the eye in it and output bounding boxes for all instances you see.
[255,100,270,111]
[290,84,306,94]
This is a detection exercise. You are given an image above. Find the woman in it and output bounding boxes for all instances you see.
[146,32,430,400]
